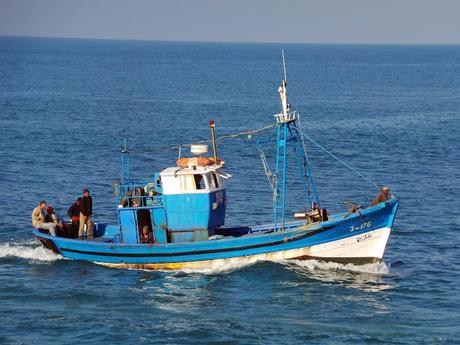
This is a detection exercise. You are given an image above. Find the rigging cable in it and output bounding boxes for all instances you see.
[257,145,276,193]
[298,130,380,188]
[129,121,380,189]
[131,124,276,154]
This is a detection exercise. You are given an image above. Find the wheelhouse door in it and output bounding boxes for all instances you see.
[119,209,138,244]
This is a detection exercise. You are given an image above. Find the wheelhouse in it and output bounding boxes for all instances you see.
[160,165,225,194]
[112,158,228,245]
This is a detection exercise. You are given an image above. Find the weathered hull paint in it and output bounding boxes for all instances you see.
[95,227,390,270]
[33,199,398,270]
[38,238,61,255]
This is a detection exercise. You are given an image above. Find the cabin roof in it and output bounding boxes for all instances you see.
[160,164,224,176]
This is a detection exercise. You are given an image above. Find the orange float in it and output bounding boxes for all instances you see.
[176,157,221,168]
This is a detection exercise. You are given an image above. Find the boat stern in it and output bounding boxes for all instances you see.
[32,229,62,255]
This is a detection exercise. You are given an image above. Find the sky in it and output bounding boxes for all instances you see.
[0,0,459,44]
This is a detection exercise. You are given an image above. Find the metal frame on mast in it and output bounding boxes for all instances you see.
[273,51,320,231]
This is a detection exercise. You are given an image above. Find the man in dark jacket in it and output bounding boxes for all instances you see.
[67,197,82,238]
[78,189,94,239]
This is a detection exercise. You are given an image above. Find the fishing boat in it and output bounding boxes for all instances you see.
[33,53,399,270]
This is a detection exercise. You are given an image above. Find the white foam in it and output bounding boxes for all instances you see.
[0,241,62,262]
[114,258,389,276]
[280,259,392,291]
[163,258,389,276]
[169,260,260,275]
[283,259,390,275]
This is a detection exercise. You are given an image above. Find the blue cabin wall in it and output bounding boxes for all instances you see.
[163,190,226,230]
[116,190,227,244]
[208,190,226,230]
[118,206,168,244]
[163,190,226,242]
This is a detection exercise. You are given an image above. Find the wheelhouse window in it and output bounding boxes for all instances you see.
[194,174,205,190]
[179,174,207,191]
[211,173,219,188]
[181,174,196,191]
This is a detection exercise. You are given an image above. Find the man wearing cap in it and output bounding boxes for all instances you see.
[78,188,94,239]
[371,187,391,206]
[31,200,57,236]
[46,206,64,231]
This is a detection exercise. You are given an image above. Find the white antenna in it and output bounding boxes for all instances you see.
[278,49,289,116]
[282,49,287,82]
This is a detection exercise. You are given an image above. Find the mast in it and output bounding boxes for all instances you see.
[282,50,288,82]
[121,137,130,185]
[209,120,218,164]
[279,49,290,117]
[273,51,320,231]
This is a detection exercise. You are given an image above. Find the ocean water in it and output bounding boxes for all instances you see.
[0,37,459,344]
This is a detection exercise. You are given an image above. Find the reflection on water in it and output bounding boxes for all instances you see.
[135,272,217,312]
[126,258,394,322]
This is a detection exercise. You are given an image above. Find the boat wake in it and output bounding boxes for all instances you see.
[0,240,62,262]
[280,259,392,291]
[166,260,260,275]
[282,259,390,275]
[159,258,389,277]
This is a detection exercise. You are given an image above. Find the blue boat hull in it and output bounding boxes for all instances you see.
[33,199,398,269]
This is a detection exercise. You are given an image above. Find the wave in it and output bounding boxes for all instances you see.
[279,259,392,291]
[282,259,390,275]
[0,241,62,262]
[161,258,389,277]
[164,260,260,275]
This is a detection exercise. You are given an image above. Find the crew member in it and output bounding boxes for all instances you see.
[67,197,82,238]
[46,206,64,232]
[31,200,57,236]
[371,186,391,206]
[140,226,153,243]
[78,189,94,239]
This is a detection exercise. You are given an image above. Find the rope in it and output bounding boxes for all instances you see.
[299,131,380,188]
[257,146,276,193]
[128,120,380,189]
[131,124,276,154]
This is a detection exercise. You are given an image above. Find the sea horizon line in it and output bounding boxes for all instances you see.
[1,34,460,46]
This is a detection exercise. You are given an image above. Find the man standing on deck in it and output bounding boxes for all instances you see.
[78,189,94,239]
[32,200,57,236]
[371,186,391,206]
[67,197,82,238]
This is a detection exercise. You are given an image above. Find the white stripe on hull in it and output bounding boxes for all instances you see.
[97,227,392,270]
[305,227,391,259]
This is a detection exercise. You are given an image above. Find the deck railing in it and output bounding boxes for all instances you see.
[113,181,163,208]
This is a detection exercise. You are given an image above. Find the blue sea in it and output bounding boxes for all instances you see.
[0,37,459,344]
